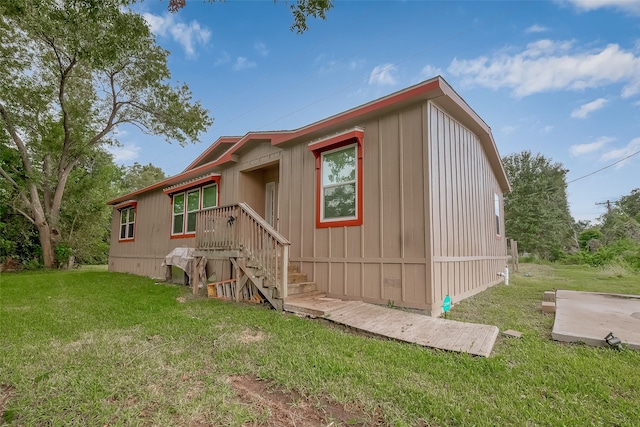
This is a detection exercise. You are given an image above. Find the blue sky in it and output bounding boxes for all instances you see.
[110,0,640,222]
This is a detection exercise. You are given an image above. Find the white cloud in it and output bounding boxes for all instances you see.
[501,125,517,135]
[105,144,141,163]
[421,64,442,78]
[233,57,256,71]
[143,13,211,57]
[314,53,339,73]
[448,40,640,98]
[600,137,640,168]
[348,58,365,70]
[540,125,554,134]
[570,98,609,118]
[525,24,548,34]
[369,64,397,86]
[566,0,640,14]
[254,41,269,57]
[215,50,231,66]
[570,136,614,156]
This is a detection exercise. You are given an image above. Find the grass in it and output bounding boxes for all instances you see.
[1,264,639,426]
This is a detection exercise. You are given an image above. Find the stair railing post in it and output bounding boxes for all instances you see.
[281,245,289,299]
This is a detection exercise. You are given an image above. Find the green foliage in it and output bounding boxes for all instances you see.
[502,151,574,260]
[119,162,166,193]
[563,238,640,271]
[0,0,212,267]
[578,228,602,250]
[0,205,42,268]
[59,149,122,265]
[617,188,640,219]
[600,211,640,245]
[563,188,640,271]
[167,0,334,33]
[2,267,639,426]
[54,242,73,265]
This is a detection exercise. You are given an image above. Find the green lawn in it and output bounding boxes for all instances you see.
[1,264,639,426]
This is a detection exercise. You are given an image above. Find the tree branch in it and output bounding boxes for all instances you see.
[0,163,21,191]
[0,102,34,175]
[11,204,37,226]
[87,70,125,147]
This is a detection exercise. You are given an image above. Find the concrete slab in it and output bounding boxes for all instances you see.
[552,290,640,350]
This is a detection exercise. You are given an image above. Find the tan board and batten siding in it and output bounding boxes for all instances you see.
[278,101,505,314]
[108,77,509,315]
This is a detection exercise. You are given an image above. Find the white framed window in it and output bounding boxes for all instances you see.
[171,184,219,236]
[172,192,186,235]
[308,128,364,228]
[321,144,358,222]
[119,206,135,241]
[202,184,218,209]
[185,189,200,233]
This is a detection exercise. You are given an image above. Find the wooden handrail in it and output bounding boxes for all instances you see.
[195,203,290,299]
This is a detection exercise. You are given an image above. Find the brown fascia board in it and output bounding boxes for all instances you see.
[208,77,445,168]
[106,162,222,205]
[183,136,241,172]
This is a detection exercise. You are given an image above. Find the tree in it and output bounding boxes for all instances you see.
[0,0,212,268]
[502,151,574,260]
[119,162,166,193]
[167,0,333,34]
[617,188,640,222]
[58,149,123,265]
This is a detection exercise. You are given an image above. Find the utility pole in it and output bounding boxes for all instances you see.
[595,200,614,214]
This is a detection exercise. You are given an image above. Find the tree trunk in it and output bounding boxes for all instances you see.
[36,220,56,268]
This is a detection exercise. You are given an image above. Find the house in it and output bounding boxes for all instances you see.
[107,76,511,316]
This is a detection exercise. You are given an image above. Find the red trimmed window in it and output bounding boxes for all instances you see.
[170,182,219,237]
[118,205,136,241]
[309,128,364,228]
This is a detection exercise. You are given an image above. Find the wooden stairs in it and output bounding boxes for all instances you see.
[209,261,320,311]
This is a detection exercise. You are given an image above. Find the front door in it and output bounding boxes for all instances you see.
[265,181,277,229]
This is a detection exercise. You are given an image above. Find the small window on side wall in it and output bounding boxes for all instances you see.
[494,193,501,237]
[309,128,364,228]
[119,206,135,241]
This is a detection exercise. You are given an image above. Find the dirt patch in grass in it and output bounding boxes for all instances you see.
[228,375,381,426]
[238,328,266,344]
[0,384,16,424]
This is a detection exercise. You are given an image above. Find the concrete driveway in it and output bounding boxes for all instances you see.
[552,290,640,350]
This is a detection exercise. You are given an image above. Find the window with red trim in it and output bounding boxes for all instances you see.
[171,183,219,237]
[309,128,364,228]
[119,206,135,241]
[321,144,358,221]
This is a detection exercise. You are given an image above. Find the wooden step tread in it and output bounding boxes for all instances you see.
[284,290,325,300]
[287,272,309,284]
[287,281,317,295]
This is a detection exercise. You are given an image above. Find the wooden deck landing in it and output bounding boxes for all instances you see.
[283,295,499,357]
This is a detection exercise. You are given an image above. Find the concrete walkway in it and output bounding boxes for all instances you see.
[552,290,640,350]
[283,294,499,357]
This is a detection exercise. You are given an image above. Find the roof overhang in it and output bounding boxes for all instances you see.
[108,76,510,205]
[163,174,220,196]
[107,172,221,205]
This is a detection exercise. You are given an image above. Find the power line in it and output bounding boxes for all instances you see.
[143,0,530,171]
[257,0,530,130]
[567,149,640,184]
